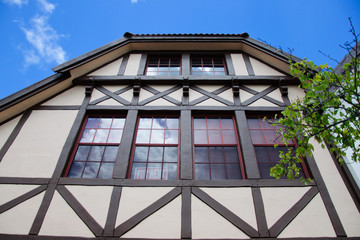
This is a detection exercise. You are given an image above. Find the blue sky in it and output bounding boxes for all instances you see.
[0,0,359,99]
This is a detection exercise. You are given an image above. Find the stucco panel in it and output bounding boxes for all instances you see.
[39,191,94,237]
[200,188,257,230]
[311,139,360,236]
[279,194,336,237]
[191,195,249,239]
[0,110,77,178]
[41,86,85,106]
[0,192,44,234]
[66,185,113,228]
[124,54,141,75]
[0,184,39,205]
[231,53,248,75]
[116,187,173,226]
[249,57,285,76]
[88,57,123,76]
[0,116,21,150]
[288,85,305,103]
[122,196,181,239]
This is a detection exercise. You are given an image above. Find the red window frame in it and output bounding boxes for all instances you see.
[128,115,180,180]
[145,56,181,76]
[192,115,245,180]
[191,56,227,76]
[64,114,126,179]
[247,115,310,179]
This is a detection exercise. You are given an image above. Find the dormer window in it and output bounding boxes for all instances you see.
[191,56,227,76]
[145,56,181,76]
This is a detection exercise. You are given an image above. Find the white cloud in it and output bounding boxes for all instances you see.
[37,0,55,14]
[131,0,138,3]
[21,14,67,65]
[2,0,28,7]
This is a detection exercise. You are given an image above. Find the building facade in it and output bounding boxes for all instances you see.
[0,33,359,239]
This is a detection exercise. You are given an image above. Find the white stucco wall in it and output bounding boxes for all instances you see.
[311,139,360,236]
[0,115,21,149]
[231,54,248,75]
[250,57,285,76]
[88,57,123,76]
[124,54,142,75]
[0,110,77,177]
[41,86,85,106]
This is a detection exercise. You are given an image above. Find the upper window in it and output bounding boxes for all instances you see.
[247,116,310,179]
[193,116,244,180]
[145,56,181,76]
[191,56,227,76]
[65,115,125,179]
[128,116,180,180]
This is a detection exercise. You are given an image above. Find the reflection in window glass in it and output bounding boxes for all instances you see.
[145,56,181,76]
[130,116,180,180]
[247,116,309,179]
[193,116,244,180]
[66,115,125,179]
[191,56,227,76]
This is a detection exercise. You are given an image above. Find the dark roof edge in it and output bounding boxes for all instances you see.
[334,41,360,74]
[53,33,300,73]
[0,72,70,112]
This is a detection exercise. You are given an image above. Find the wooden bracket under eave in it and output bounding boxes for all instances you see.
[133,77,141,96]
[85,78,94,96]
[232,77,239,97]
[279,78,288,97]
[183,77,189,97]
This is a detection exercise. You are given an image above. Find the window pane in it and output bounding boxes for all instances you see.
[99,118,112,128]
[103,146,118,162]
[112,118,125,128]
[194,118,206,129]
[85,118,99,128]
[247,118,261,129]
[148,147,163,162]
[207,118,220,129]
[166,118,179,129]
[131,162,146,179]
[250,130,265,144]
[146,71,157,76]
[194,130,207,144]
[150,130,164,143]
[108,129,123,143]
[195,147,209,163]
[68,162,85,178]
[80,129,96,143]
[136,130,150,143]
[98,163,115,179]
[165,130,178,144]
[214,71,226,76]
[74,146,91,161]
[208,130,222,144]
[146,163,162,180]
[152,118,166,129]
[195,164,210,180]
[139,118,152,128]
[211,164,226,180]
[258,163,272,179]
[164,147,178,162]
[227,164,242,179]
[261,119,275,129]
[93,129,110,143]
[209,147,225,163]
[220,118,234,129]
[224,147,239,163]
[133,146,149,162]
[83,162,100,178]
[163,163,177,180]
[88,146,105,162]
[222,130,237,144]
[169,71,180,76]
[264,130,277,144]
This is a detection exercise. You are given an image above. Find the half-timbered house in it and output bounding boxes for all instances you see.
[0,33,359,239]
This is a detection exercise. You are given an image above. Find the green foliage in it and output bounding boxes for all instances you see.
[270,45,360,183]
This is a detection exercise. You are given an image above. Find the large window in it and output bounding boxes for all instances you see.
[145,56,181,76]
[65,115,125,178]
[247,115,310,179]
[191,56,227,76]
[128,116,180,180]
[193,116,244,180]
